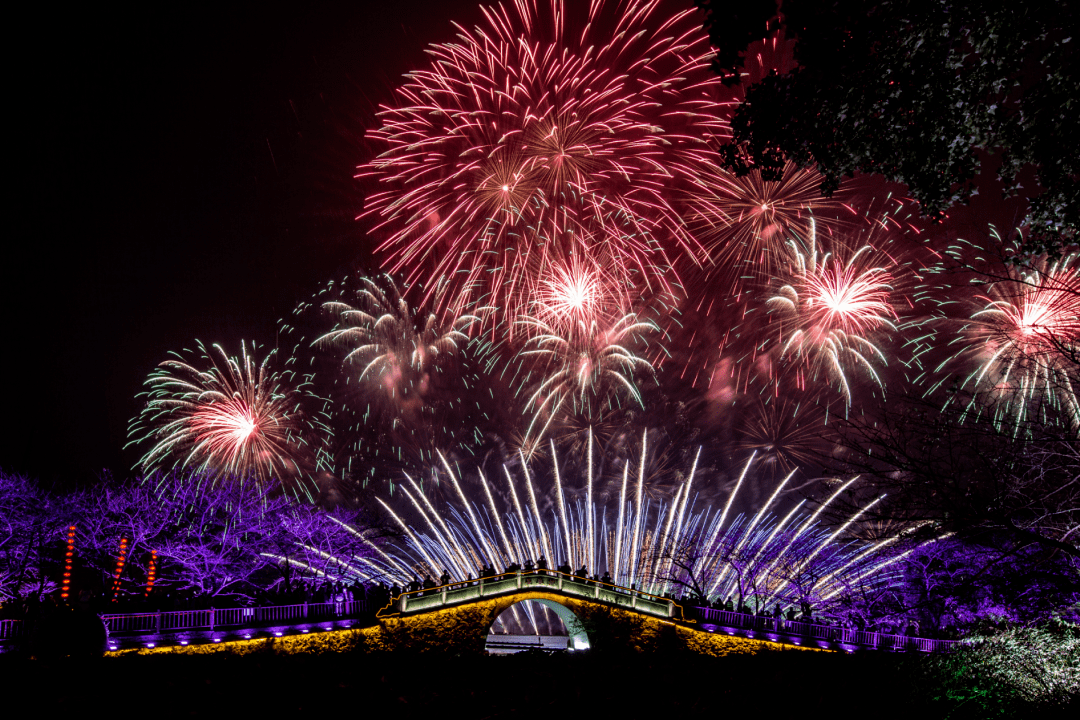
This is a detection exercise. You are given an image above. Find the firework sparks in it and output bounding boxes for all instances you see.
[311,441,918,615]
[531,256,615,335]
[767,220,899,404]
[127,341,332,496]
[300,274,488,496]
[735,392,837,477]
[689,161,851,285]
[511,312,660,450]
[316,274,479,396]
[360,0,728,312]
[942,253,1080,428]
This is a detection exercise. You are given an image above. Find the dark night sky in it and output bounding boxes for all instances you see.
[4,0,1023,488]
[5,1,487,486]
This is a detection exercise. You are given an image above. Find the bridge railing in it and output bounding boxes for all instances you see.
[692,606,957,653]
[387,569,682,620]
[2,595,956,654]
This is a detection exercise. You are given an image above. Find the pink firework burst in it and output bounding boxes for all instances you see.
[527,253,629,338]
[768,220,900,404]
[360,0,729,315]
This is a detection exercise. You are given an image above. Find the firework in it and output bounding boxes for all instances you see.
[360,0,728,312]
[289,274,489,497]
[767,220,900,404]
[127,341,333,497]
[301,439,924,616]
[937,253,1080,428]
[735,391,838,478]
[689,161,852,286]
[528,254,624,337]
[316,274,480,401]
[510,312,660,450]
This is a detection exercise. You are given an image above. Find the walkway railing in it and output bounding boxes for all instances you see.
[99,599,373,635]
[1,618,24,641]
[692,606,958,653]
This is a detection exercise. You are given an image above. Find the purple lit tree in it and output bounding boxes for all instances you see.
[0,473,81,603]
[68,474,384,603]
[829,393,1080,628]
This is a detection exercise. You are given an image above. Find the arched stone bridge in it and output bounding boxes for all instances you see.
[379,569,684,652]
[376,569,958,655]
[384,570,680,619]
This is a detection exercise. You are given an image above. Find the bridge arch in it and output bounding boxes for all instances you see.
[487,597,591,652]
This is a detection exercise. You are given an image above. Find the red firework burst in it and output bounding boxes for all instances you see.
[360,0,729,316]
[946,252,1080,427]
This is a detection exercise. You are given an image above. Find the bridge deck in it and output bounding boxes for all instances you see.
[385,570,679,620]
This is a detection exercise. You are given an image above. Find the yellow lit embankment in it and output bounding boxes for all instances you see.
[107,592,827,658]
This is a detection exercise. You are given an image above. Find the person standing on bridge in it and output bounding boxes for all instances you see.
[537,556,547,575]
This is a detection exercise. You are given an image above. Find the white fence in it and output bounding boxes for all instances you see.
[98,599,371,635]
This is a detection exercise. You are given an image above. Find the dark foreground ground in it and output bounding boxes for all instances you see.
[0,648,1070,718]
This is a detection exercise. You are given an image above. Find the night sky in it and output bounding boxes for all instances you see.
[6,1,493,486]
[4,0,1024,488]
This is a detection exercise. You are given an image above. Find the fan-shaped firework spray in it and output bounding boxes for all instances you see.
[297,437,928,616]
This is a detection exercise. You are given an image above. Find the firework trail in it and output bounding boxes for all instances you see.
[930,252,1080,429]
[360,0,729,315]
[766,219,900,404]
[127,341,333,498]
